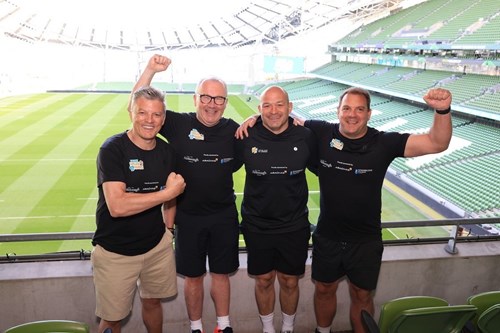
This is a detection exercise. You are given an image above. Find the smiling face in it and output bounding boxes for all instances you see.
[337,92,372,139]
[194,78,228,127]
[258,86,292,135]
[129,96,166,149]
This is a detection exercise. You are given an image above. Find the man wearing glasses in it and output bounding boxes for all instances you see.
[130,55,241,333]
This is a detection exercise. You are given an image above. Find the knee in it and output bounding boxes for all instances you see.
[141,298,161,310]
[211,272,229,283]
[315,281,338,297]
[278,274,299,292]
[256,273,276,290]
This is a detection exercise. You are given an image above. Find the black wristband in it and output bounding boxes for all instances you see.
[435,107,451,115]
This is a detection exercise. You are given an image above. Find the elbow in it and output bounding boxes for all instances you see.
[434,141,450,153]
[107,204,128,218]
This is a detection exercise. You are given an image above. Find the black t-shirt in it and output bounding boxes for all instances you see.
[237,117,317,233]
[93,131,175,255]
[161,111,242,215]
[305,120,409,241]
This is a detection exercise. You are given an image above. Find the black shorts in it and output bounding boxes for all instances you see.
[175,206,240,277]
[311,233,384,291]
[243,227,310,276]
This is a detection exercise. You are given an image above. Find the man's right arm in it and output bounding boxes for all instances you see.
[127,54,172,112]
[103,172,185,218]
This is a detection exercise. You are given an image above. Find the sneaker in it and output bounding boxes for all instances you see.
[192,330,203,333]
[214,327,233,333]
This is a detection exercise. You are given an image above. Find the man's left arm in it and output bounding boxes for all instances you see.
[404,88,453,157]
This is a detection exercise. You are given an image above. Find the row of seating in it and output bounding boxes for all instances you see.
[361,290,500,333]
[335,0,500,47]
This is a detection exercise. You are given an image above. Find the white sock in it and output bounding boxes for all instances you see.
[259,312,276,333]
[316,326,331,333]
[190,318,203,332]
[217,315,231,329]
[281,312,296,332]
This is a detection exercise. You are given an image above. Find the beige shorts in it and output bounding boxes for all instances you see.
[91,230,177,321]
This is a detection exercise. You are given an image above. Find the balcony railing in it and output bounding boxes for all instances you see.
[1,217,499,263]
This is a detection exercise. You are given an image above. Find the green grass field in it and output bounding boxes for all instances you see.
[0,92,448,256]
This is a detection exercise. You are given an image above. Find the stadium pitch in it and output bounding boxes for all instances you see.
[0,92,448,256]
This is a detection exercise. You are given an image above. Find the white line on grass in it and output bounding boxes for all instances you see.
[0,216,55,220]
[0,158,96,162]
[0,214,94,220]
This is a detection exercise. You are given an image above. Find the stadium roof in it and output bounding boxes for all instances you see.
[1,0,408,50]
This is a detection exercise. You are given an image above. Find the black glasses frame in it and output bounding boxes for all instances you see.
[197,94,227,105]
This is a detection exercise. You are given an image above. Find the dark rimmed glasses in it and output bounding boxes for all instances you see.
[197,94,227,105]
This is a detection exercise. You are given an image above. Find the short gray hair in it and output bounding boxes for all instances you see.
[131,86,166,112]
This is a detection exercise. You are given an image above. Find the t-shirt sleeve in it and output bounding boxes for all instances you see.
[97,142,125,187]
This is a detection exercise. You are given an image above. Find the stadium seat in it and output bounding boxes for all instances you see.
[388,304,477,333]
[378,295,449,333]
[477,304,500,333]
[3,320,90,333]
[467,290,500,330]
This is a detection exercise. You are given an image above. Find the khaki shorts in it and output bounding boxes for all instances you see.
[91,231,177,321]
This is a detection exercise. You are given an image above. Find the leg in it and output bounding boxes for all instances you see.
[210,272,231,317]
[255,271,277,315]
[141,297,163,333]
[314,279,340,328]
[98,319,121,333]
[276,272,300,315]
[348,282,374,333]
[185,275,205,321]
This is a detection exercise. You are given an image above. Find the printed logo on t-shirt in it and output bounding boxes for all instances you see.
[129,159,144,171]
[330,138,344,150]
[251,146,268,154]
[188,129,205,140]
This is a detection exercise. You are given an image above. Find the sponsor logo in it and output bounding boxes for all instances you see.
[251,146,268,154]
[290,169,304,176]
[335,161,353,172]
[320,159,332,168]
[188,129,204,140]
[184,156,199,163]
[330,138,344,150]
[129,159,144,171]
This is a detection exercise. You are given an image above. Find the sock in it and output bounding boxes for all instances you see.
[281,312,296,332]
[259,312,276,333]
[217,315,230,329]
[190,318,203,332]
[316,326,331,333]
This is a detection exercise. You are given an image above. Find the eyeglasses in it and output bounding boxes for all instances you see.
[198,94,227,105]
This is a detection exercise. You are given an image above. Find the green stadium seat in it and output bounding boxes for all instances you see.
[378,295,449,333]
[388,304,477,333]
[477,304,500,333]
[3,320,90,333]
[467,290,500,330]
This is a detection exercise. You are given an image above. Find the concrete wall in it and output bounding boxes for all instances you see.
[1,241,499,333]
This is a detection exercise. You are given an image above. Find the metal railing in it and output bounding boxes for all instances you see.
[1,217,499,263]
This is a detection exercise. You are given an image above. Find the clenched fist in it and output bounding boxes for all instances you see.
[147,54,172,73]
[423,88,452,111]
[166,172,186,197]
